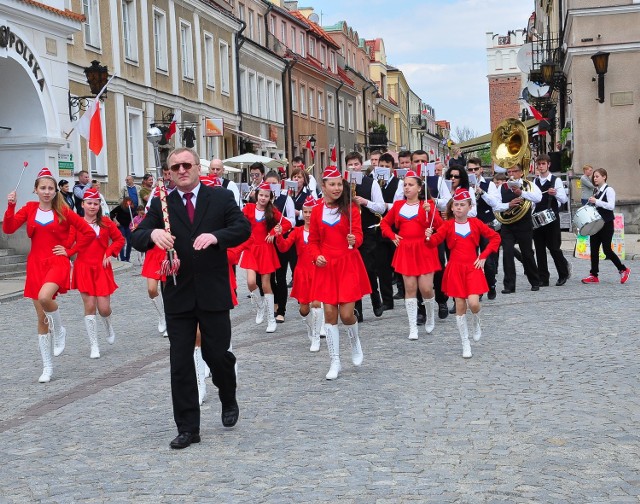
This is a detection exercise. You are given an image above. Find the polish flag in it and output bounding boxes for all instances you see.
[330,144,337,162]
[520,99,544,120]
[166,120,177,140]
[306,138,315,159]
[77,99,103,155]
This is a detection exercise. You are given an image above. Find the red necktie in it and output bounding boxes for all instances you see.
[184,192,195,223]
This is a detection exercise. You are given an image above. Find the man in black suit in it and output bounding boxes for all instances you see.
[131,147,250,449]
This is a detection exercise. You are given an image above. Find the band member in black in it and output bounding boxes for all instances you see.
[494,164,541,293]
[532,154,570,286]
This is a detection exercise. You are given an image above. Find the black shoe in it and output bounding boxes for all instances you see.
[531,285,540,291]
[438,303,449,319]
[393,291,404,300]
[501,289,515,294]
[372,304,383,317]
[380,303,394,312]
[540,281,550,287]
[354,308,363,323]
[556,277,568,286]
[416,311,426,325]
[170,432,201,449]
[287,280,293,288]
[488,288,496,300]
[221,401,239,428]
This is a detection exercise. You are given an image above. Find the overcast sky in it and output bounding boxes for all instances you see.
[314,0,533,139]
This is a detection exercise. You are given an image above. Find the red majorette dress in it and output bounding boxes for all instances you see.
[67,217,125,296]
[2,202,94,299]
[426,218,501,298]
[276,226,315,304]
[307,202,371,305]
[380,199,443,276]
[238,203,292,274]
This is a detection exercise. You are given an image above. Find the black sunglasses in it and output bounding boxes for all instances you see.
[450,175,461,179]
[169,162,198,172]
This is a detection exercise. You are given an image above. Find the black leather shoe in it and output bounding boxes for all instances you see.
[556,277,568,286]
[380,303,394,312]
[170,432,201,449]
[221,401,240,428]
[541,281,550,287]
[501,289,515,294]
[438,303,449,319]
[531,285,540,291]
[487,288,497,300]
[393,291,404,300]
[448,304,456,315]
[372,304,383,317]
[417,311,426,325]
[354,308,363,323]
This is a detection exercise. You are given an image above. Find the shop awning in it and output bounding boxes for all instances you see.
[227,128,277,149]
[456,119,539,152]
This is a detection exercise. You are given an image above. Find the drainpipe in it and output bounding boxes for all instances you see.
[234,20,247,148]
[335,81,344,170]
[282,58,296,164]
[361,82,374,154]
[264,3,273,51]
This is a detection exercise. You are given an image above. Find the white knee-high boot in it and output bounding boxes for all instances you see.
[319,303,326,336]
[470,310,482,342]
[84,315,100,359]
[405,298,419,340]
[101,315,116,344]
[265,293,276,333]
[151,295,167,336]
[250,289,265,324]
[324,324,341,380]
[194,347,207,406]
[346,322,363,366]
[44,309,66,357]
[424,297,436,334]
[38,333,53,383]
[456,314,472,358]
[310,307,322,352]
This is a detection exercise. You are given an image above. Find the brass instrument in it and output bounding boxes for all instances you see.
[491,118,533,225]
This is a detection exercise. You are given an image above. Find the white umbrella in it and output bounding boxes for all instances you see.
[223,153,287,170]
[224,165,241,173]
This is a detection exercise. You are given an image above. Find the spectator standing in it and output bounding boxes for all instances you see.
[73,170,90,216]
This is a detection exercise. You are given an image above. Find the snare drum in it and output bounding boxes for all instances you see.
[532,209,557,229]
[574,205,604,236]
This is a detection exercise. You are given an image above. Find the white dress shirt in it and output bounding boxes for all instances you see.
[494,178,542,212]
[536,173,568,205]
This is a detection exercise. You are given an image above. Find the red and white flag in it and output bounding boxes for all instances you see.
[306,138,315,159]
[166,120,177,140]
[330,144,337,162]
[520,99,544,120]
[77,99,103,155]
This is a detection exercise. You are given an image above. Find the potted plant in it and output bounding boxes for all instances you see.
[369,122,388,148]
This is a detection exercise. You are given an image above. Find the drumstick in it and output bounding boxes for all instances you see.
[277,187,290,226]
[348,179,354,249]
[426,175,444,241]
[14,161,28,192]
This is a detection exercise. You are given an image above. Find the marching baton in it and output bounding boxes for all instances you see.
[14,161,28,193]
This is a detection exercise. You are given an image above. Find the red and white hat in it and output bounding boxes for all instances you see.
[322,166,341,179]
[257,181,272,192]
[453,188,472,201]
[404,170,420,179]
[302,195,318,208]
[37,167,55,180]
[83,188,101,200]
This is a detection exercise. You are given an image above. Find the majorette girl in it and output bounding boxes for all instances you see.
[380,170,443,340]
[426,188,500,359]
[3,168,94,382]
[307,167,371,380]
[276,195,325,352]
[67,188,125,359]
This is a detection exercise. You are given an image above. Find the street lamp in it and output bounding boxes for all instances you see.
[146,125,164,178]
[591,51,610,104]
[68,60,110,121]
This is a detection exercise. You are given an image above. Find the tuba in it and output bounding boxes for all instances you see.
[491,118,533,225]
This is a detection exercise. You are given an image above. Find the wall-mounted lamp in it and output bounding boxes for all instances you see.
[68,60,110,121]
[591,51,610,104]
[299,134,316,150]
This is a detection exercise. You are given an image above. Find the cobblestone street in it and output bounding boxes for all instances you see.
[1,255,639,503]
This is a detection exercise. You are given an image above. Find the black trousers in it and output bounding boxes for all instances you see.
[479,235,499,289]
[166,308,236,434]
[590,220,626,276]
[272,247,293,316]
[533,218,569,282]
[501,221,540,290]
[433,242,449,304]
[359,230,393,305]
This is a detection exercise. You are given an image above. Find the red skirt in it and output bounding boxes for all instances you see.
[141,246,167,280]
[391,239,441,276]
[290,260,316,305]
[72,261,118,296]
[442,260,488,298]
[239,242,280,275]
[311,251,371,305]
[24,255,71,300]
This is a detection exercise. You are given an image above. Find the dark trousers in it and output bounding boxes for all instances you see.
[479,235,499,289]
[590,220,625,276]
[377,238,395,306]
[533,218,569,282]
[272,247,293,316]
[502,222,540,290]
[358,232,384,305]
[166,308,236,434]
[119,226,132,261]
[433,242,449,304]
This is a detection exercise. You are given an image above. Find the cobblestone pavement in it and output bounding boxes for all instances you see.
[0,255,639,503]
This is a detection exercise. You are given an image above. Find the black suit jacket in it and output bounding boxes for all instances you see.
[131,184,250,314]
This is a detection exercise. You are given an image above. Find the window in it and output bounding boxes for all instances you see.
[237,3,245,22]
[356,96,363,130]
[317,91,324,121]
[258,75,266,118]
[327,93,335,125]
[257,15,264,45]
[82,0,101,49]
[248,9,254,39]
[291,79,297,112]
[299,33,305,57]
[275,82,283,122]
[180,21,194,80]
[122,0,138,61]
[308,37,315,58]
[338,97,345,129]
[270,16,275,35]
[290,28,296,53]
[127,108,144,177]
[300,84,307,115]
[248,71,257,115]
[329,51,336,72]
[308,88,315,118]
[320,45,326,66]
[219,40,230,94]
[239,67,247,112]
[153,9,168,71]
[267,79,275,121]
[204,33,215,88]
[280,21,287,44]
[347,101,354,132]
